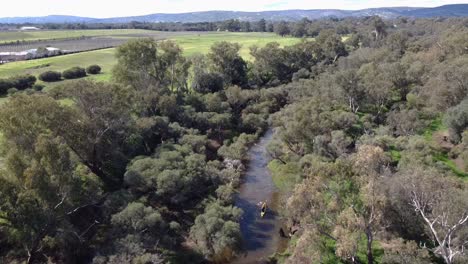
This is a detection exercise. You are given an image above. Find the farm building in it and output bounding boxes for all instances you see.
[20,26,40,31]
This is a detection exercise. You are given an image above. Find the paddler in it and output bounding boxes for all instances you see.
[260,201,267,218]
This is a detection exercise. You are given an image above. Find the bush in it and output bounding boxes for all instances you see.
[39,71,62,82]
[62,67,87,79]
[7,88,18,95]
[0,79,13,96]
[0,75,36,94]
[32,84,45,91]
[10,75,36,90]
[86,65,102,74]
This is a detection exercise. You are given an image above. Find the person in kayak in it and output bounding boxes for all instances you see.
[260,201,267,218]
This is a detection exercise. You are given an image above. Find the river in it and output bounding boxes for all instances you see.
[232,129,287,264]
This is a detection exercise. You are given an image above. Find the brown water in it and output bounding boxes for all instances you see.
[232,129,287,264]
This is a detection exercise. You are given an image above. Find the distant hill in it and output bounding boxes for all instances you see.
[0,4,467,24]
[0,15,95,24]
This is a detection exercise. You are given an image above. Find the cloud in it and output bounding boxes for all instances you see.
[1,0,466,18]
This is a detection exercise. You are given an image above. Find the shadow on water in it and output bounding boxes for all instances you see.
[231,129,288,264]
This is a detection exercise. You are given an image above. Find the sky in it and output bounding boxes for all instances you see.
[2,0,467,18]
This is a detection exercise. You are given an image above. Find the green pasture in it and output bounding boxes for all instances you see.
[0,32,302,85]
[171,32,301,59]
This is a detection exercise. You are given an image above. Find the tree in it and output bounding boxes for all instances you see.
[256,19,267,32]
[444,97,468,143]
[221,19,241,32]
[353,145,389,264]
[62,67,87,79]
[111,202,165,234]
[240,21,251,32]
[0,94,103,263]
[291,19,308,37]
[192,72,224,94]
[86,65,102,75]
[39,71,62,82]
[9,75,37,90]
[371,16,387,40]
[124,141,214,205]
[395,167,468,264]
[335,69,364,113]
[60,81,136,191]
[189,201,242,262]
[275,21,290,37]
[358,62,393,118]
[113,39,190,93]
[208,42,248,87]
[316,30,347,63]
[0,78,13,95]
[250,42,288,85]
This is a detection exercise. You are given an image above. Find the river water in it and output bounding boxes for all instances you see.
[232,129,287,264]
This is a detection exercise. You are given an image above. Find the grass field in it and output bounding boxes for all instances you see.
[171,32,301,59]
[0,32,301,85]
[0,29,160,43]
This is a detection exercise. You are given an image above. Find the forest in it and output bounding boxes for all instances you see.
[0,16,467,264]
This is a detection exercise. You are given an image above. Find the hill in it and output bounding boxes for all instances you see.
[0,4,467,24]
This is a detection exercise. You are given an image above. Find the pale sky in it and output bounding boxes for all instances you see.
[2,0,467,18]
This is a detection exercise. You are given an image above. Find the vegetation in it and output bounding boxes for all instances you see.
[39,71,62,82]
[0,74,36,95]
[0,33,300,87]
[86,65,102,75]
[0,15,467,264]
[62,66,87,79]
[266,16,468,264]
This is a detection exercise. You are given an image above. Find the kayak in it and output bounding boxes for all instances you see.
[260,203,267,218]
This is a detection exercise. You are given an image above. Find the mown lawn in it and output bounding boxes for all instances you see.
[0,32,302,86]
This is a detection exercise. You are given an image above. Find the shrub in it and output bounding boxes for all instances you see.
[10,75,36,90]
[62,67,87,79]
[32,84,45,91]
[39,71,62,82]
[0,79,13,96]
[24,88,35,95]
[86,65,102,74]
[7,88,18,95]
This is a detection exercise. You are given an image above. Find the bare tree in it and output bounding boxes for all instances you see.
[401,168,468,264]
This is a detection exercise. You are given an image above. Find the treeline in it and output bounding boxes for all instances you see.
[5,16,463,38]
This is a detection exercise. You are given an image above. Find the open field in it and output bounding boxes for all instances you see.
[0,29,162,43]
[171,32,301,59]
[0,31,201,53]
[0,32,301,85]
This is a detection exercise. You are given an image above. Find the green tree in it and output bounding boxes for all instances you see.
[189,201,242,262]
[0,94,103,263]
[444,97,468,143]
[256,19,267,32]
[208,42,248,87]
[275,21,290,37]
[113,39,190,93]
